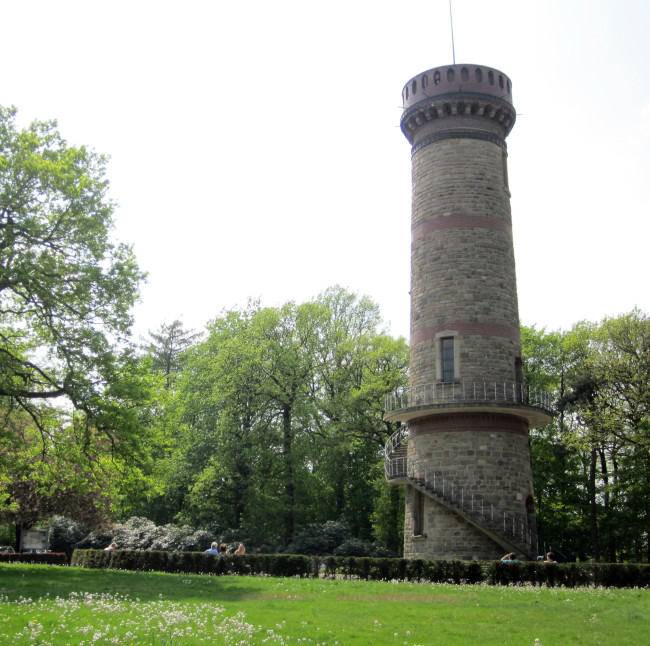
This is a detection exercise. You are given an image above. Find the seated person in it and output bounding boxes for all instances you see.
[204,542,220,555]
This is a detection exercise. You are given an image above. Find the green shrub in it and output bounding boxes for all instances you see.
[0,552,68,566]
[405,558,424,582]
[266,554,311,578]
[334,538,377,557]
[422,559,450,583]
[286,521,351,556]
[368,557,395,581]
[323,555,338,577]
[590,563,650,588]
[0,524,15,545]
[69,549,650,588]
[464,560,484,584]
[49,516,111,555]
[486,560,520,586]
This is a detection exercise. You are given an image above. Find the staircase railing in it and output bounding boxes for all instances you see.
[384,427,538,556]
[412,468,538,556]
[384,426,408,479]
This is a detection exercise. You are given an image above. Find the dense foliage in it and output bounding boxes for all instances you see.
[523,310,650,562]
[0,106,147,440]
[131,287,409,553]
[0,106,156,542]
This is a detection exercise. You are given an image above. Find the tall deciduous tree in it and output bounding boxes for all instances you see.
[523,312,650,562]
[144,288,409,550]
[564,311,650,561]
[0,407,146,549]
[0,106,153,512]
[522,324,592,559]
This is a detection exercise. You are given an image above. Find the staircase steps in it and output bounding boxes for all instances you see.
[385,428,537,559]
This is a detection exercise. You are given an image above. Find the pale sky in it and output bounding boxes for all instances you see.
[3,0,649,341]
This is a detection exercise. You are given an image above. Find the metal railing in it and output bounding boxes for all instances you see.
[384,425,408,460]
[383,425,538,555]
[385,381,553,414]
[385,426,408,479]
[413,467,537,555]
[386,456,407,479]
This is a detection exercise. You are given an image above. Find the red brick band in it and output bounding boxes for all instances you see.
[410,321,520,346]
[412,215,512,244]
[409,412,528,436]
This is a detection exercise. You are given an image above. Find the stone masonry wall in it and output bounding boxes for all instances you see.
[409,137,521,388]
[403,412,535,560]
[404,490,506,560]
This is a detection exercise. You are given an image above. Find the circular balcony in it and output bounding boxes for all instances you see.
[384,382,553,428]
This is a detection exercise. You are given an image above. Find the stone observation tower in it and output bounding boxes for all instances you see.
[384,64,553,560]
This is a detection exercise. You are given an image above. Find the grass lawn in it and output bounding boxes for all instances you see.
[1,563,648,645]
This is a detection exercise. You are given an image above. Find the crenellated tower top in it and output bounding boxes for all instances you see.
[400,64,516,146]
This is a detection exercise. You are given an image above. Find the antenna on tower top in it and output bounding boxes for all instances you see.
[449,0,456,65]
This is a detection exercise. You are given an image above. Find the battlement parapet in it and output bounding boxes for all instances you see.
[400,65,516,144]
[402,64,513,108]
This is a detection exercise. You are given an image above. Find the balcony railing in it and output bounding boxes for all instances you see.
[385,381,553,414]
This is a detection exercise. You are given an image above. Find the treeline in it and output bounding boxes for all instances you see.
[128,287,409,554]
[523,310,650,562]
[127,305,650,562]
[3,299,650,562]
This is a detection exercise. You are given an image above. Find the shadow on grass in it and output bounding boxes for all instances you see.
[0,564,266,602]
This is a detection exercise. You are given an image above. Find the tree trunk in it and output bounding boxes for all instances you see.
[589,446,600,562]
[282,404,294,545]
[14,524,22,553]
[598,446,616,561]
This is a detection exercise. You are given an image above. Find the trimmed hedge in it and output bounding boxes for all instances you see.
[69,550,650,588]
[0,552,68,566]
[71,550,313,578]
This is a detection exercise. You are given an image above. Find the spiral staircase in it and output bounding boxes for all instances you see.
[385,426,538,559]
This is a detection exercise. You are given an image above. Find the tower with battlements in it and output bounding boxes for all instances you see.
[384,64,553,560]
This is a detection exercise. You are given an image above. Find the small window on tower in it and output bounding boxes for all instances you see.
[441,337,455,383]
[436,331,460,382]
